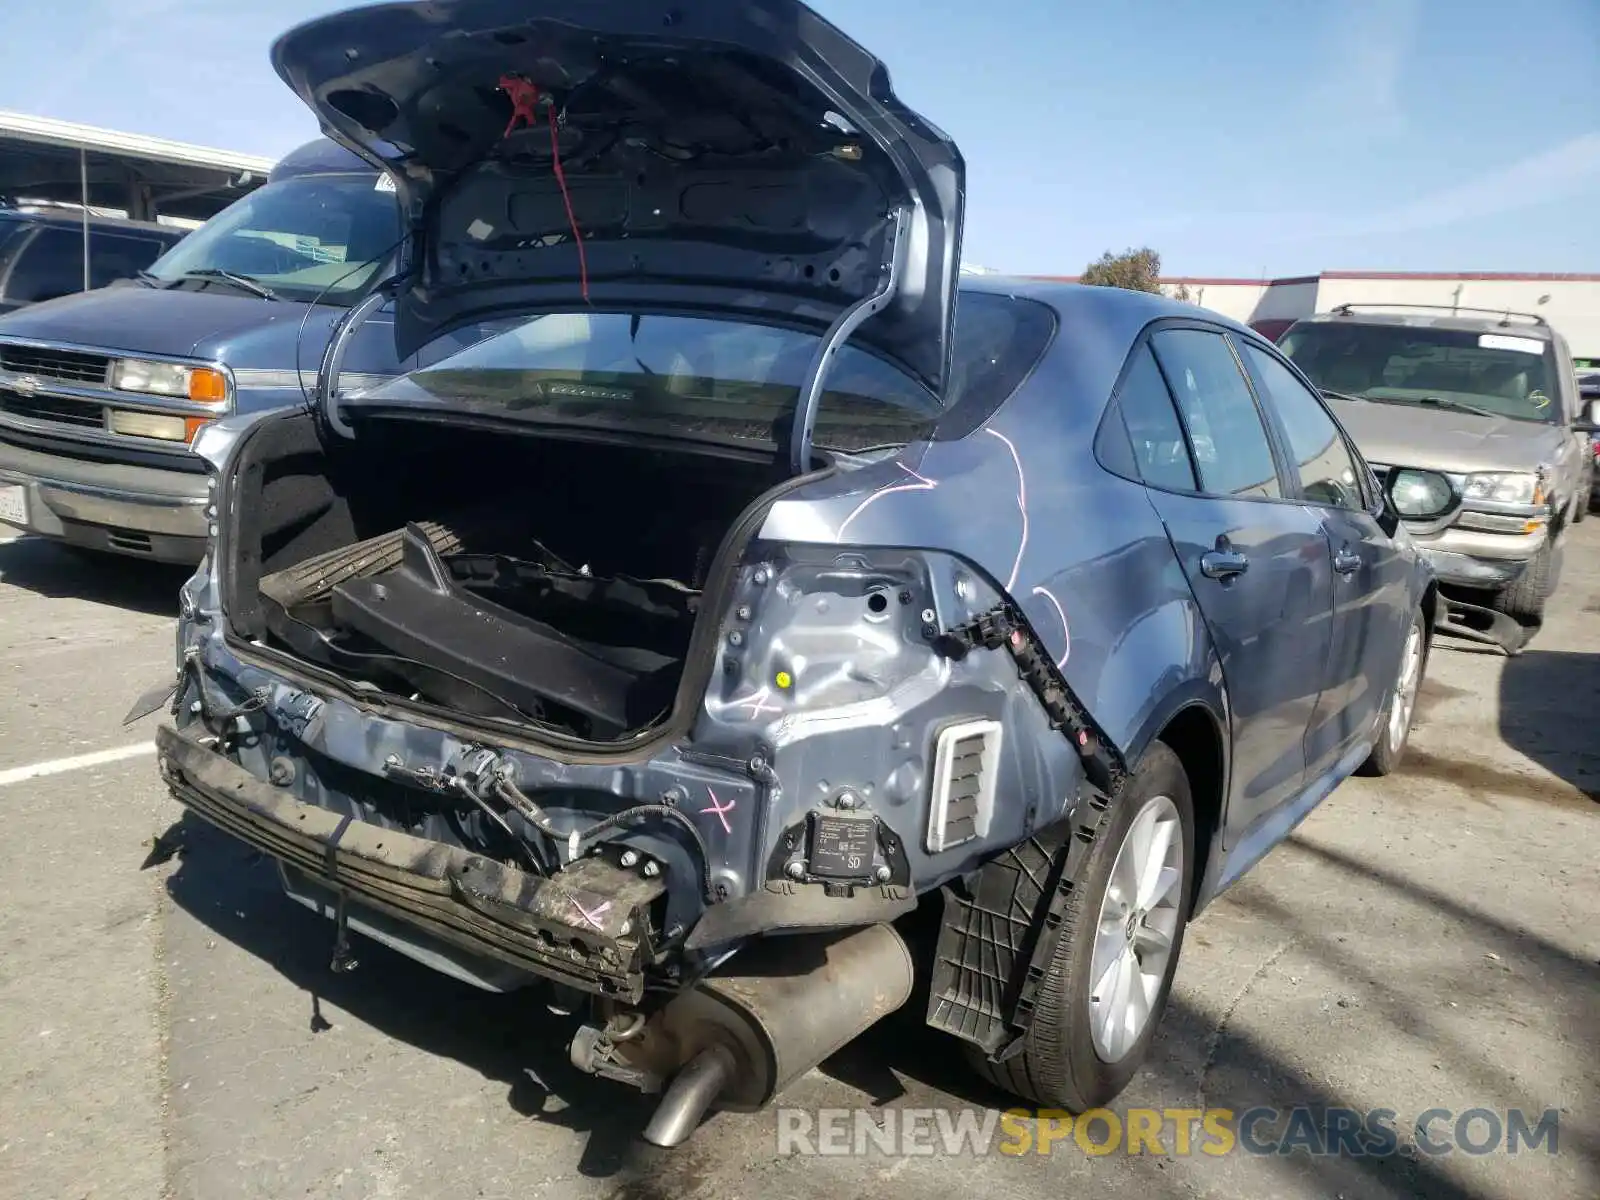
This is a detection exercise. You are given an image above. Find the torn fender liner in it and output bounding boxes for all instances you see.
[154,723,664,1002]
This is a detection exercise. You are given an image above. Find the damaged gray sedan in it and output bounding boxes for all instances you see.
[134,0,1438,1147]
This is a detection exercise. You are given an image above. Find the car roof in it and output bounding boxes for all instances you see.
[958,275,1267,343]
[0,206,181,237]
[1286,305,1556,341]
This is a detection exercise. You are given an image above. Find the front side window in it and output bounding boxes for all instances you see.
[89,233,169,289]
[1150,327,1283,499]
[1279,321,1560,424]
[1243,344,1366,511]
[144,172,400,305]
[350,292,1056,453]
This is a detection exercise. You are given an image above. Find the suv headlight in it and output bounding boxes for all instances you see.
[110,357,229,404]
[1462,472,1543,506]
[1390,469,1454,517]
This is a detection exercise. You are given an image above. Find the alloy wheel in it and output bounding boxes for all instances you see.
[1088,794,1184,1063]
[1389,619,1424,752]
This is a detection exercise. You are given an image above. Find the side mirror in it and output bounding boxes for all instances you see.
[1575,397,1600,435]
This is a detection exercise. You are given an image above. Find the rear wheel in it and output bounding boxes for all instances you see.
[966,742,1194,1111]
[1358,608,1426,777]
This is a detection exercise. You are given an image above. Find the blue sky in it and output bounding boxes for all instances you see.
[1,0,1595,277]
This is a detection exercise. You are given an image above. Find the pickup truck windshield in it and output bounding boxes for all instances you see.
[143,172,400,305]
[1280,322,1561,424]
[348,311,943,452]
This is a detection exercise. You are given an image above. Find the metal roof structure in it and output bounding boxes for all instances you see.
[0,110,275,222]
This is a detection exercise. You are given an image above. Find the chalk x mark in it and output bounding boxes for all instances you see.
[568,896,612,931]
[700,787,736,834]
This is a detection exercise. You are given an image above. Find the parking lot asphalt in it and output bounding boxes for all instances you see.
[0,525,1595,1200]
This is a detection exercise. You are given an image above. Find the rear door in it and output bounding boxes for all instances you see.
[1237,339,1411,774]
[1134,324,1336,838]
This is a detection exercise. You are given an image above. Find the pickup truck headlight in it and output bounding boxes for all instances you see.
[1461,472,1543,506]
[110,358,229,404]
[1390,469,1454,517]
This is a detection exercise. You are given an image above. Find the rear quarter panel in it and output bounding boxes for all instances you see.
[758,294,1227,826]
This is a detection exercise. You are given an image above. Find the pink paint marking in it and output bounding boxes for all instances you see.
[836,461,939,539]
[700,787,736,834]
[984,427,1029,593]
[569,895,612,930]
[1031,585,1071,669]
[731,686,782,720]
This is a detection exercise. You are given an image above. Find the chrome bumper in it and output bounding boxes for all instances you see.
[0,437,209,563]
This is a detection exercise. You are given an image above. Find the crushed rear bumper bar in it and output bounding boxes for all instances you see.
[155,724,664,1001]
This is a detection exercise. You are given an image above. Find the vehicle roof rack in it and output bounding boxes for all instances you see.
[1327,301,1547,327]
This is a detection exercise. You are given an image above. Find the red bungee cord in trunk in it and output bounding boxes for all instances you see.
[498,74,590,303]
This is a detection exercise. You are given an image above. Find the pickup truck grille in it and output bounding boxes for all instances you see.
[0,344,112,385]
[0,388,102,428]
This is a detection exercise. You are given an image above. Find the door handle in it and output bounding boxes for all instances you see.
[1199,548,1249,579]
[1333,547,1362,575]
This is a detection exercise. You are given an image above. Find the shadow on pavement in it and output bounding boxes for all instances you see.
[0,535,188,617]
[157,813,661,1183]
[1496,647,1600,806]
[153,804,1586,1199]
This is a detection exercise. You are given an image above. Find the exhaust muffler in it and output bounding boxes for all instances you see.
[571,922,915,1146]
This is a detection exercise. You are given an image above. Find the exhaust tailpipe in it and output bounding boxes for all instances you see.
[624,922,915,1146]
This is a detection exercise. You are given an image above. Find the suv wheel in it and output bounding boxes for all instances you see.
[1496,541,1555,624]
[966,742,1194,1111]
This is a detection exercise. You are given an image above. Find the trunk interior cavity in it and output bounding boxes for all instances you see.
[221,411,782,742]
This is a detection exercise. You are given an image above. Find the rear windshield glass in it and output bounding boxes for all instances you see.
[1280,321,1560,424]
[143,173,400,305]
[350,291,1057,452]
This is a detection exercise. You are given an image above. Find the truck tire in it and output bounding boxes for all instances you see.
[966,742,1195,1112]
[1496,541,1554,624]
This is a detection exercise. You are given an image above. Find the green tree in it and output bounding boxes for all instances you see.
[1080,247,1163,293]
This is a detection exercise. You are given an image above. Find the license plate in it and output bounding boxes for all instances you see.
[0,484,26,528]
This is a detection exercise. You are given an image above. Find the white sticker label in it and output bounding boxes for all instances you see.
[374,173,396,192]
[466,218,495,241]
[1478,333,1543,355]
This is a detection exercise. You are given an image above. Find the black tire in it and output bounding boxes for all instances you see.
[1357,607,1427,777]
[1495,540,1554,624]
[966,741,1195,1111]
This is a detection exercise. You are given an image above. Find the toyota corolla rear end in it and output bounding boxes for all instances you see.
[136,0,998,1147]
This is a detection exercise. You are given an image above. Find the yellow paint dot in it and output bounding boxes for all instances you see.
[775,671,793,689]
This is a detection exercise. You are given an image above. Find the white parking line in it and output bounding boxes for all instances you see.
[0,742,155,788]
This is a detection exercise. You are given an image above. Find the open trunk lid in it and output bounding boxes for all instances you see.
[269,0,966,401]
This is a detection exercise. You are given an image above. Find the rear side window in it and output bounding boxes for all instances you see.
[4,227,84,303]
[1150,328,1283,499]
[931,292,1060,439]
[1106,343,1198,492]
